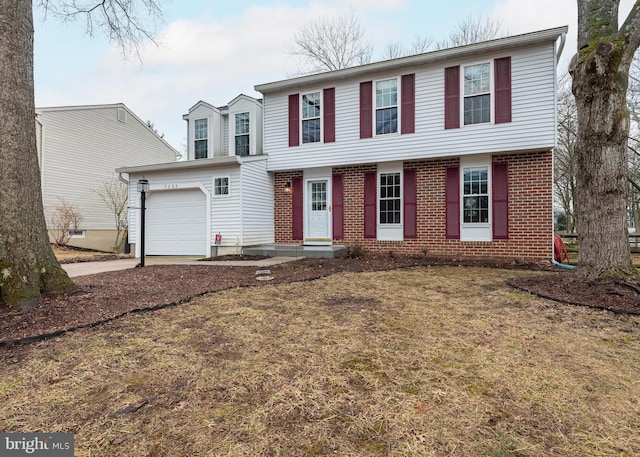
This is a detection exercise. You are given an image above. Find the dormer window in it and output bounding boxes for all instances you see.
[194,118,208,159]
[235,112,250,156]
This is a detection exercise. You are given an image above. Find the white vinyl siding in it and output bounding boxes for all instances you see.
[38,105,177,231]
[239,159,274,246]
[262,43,556,171]
[126,157,273,251]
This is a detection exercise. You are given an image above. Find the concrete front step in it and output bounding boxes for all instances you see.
[243,244,348,258]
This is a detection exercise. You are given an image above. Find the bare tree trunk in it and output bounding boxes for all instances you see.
[0,0,75,309]
[568,0,640,278]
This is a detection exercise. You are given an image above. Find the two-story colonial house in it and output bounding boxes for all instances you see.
[118,94,273,257]
[254,26,567,260]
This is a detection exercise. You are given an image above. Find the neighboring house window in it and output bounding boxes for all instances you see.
[376,79,398,135]
[214,177,229,196]
[463,166,489,223]
[235,112,250,156]
[68,229,85,238]
[463,63,491,125]
[302,92,321,143]
[379,172,401,224]
[194,118,208,159]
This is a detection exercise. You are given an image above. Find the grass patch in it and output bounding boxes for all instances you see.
[1,267,639,456]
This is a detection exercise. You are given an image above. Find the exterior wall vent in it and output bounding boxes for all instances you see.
[117,107,128,123]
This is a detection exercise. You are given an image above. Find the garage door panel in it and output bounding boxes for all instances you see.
[145,189,207,256]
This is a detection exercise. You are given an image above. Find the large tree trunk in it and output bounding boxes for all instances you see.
[569,0,640,278]
[0,0,75,309]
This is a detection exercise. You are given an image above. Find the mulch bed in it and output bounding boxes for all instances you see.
[1,254,638,348]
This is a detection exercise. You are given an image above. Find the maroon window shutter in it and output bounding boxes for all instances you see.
[323,88,336,143]
[445,167,460,239]
[494,57,512,124]
[403,169,417,238]
[332,174,344,240]
[492,163,509,239]
[292,176,303,240]
[360,81,373,139]
[444,66,460,129]
[364,171,377,238]
[288,94,299,147]
[401,74,415,134]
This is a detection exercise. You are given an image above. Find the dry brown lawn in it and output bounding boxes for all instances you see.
[1,267,639,456]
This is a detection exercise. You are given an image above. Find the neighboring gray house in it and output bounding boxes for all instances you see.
[36,103,179,252]
[118,94,274,257]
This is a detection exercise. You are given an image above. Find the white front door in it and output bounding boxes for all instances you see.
[305,179,331,245]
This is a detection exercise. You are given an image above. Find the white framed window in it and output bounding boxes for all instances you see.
[463,63,491,125]
[375,78,398,135]
[463,167,489,223]
[235,112,250,156]
[379,172,401,224]
[194,118,208,159]
[460,155,492,241]
[301,92,321,143]
[377,162,403,241]
[214,177,229,196]
[68,229,86,238]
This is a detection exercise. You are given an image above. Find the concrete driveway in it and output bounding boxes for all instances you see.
[62,256,298,278]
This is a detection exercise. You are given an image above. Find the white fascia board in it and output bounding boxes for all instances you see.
[116,154,268,174]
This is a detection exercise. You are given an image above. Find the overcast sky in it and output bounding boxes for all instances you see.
[33,0,636,151]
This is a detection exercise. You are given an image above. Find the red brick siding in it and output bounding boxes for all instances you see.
[273,151,552,260]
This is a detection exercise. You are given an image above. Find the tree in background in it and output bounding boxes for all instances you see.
[95,176,129,253]
[0,0,162,309]
[292,11,503,73]
[554,75,578,234]
[569,0,640,277]
[433,14,503,50]
[290,9,372,72]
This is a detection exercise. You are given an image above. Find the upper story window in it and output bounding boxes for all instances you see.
[235,112,250,156]
[463,63,491,125]
[379,172,401,224]
[445,58,511,130]
[375,79,398,135]
[463,166,489,223]
[302,92,321,143]
[214,177,229,196]
[194,118,208,159]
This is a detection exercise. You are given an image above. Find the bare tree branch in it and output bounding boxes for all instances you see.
[434,14,503,50]
[36,0,164,59]
[290,9,372,72]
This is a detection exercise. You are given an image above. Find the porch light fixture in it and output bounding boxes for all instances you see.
[284,181,292,193]
[137,179,149,267]
[137,178,149,193]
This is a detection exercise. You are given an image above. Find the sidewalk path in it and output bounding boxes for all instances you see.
[62,256,299,278]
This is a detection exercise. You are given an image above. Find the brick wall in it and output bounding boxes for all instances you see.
[273,150,552,260]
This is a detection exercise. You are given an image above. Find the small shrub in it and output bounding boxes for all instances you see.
[346,244,367,259]
[48,198,83,247]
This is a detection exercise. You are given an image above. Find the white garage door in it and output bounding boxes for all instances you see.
[145,189,207,256]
